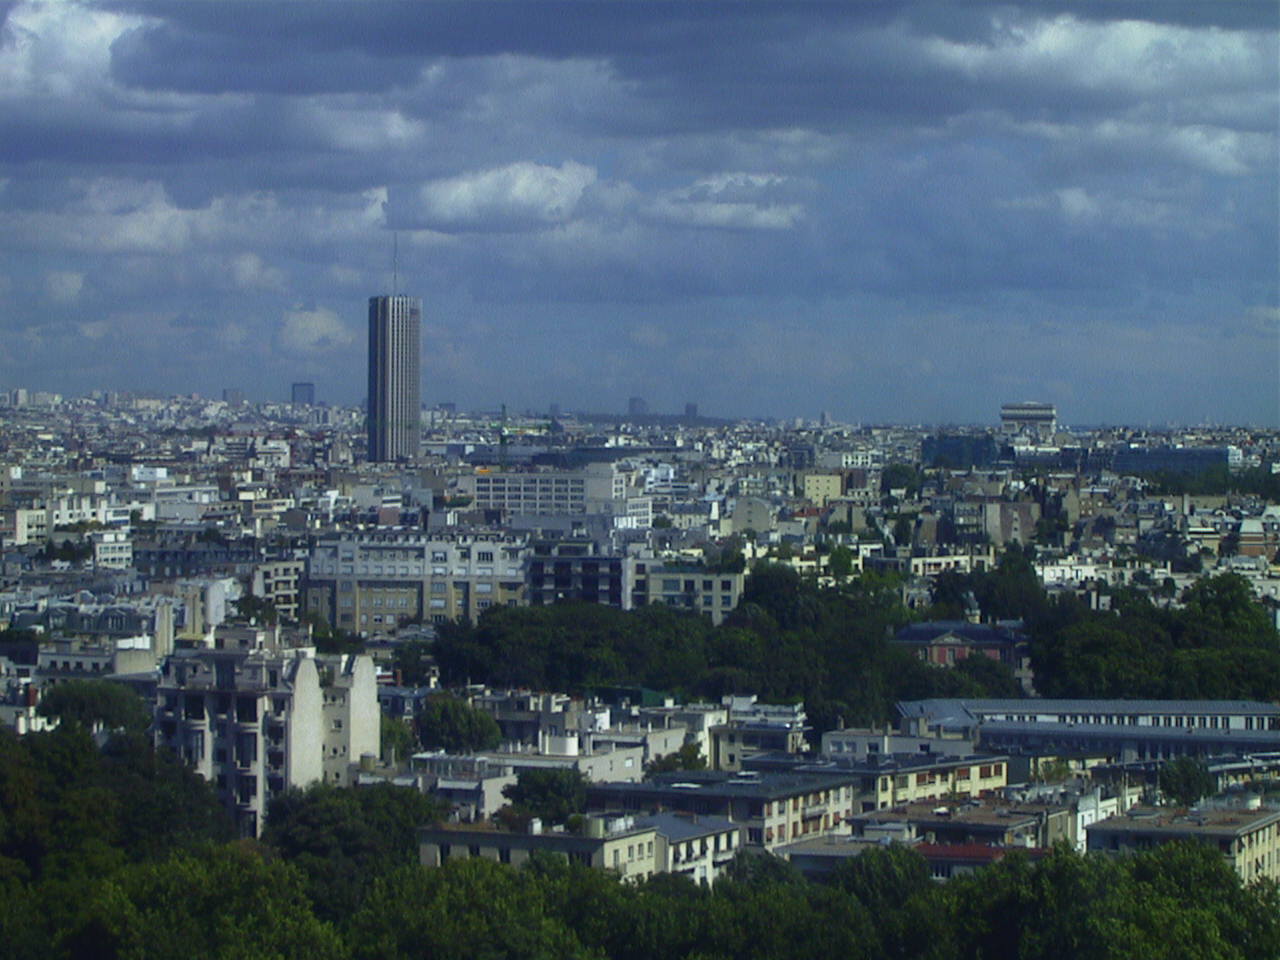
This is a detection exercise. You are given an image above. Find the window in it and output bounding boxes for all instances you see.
[478,551,494,563]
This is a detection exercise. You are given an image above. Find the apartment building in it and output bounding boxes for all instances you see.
[420,814,663,882]
[252,558,305,621]
[304,531,529,630]
[153,626,378,836]
[586,769,861,852]
[629,563,744,626]
[459,462,625,515]
[1088,804,1280,884]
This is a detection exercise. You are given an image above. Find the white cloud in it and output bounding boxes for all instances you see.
[406,161,597,231]
[230,252,285,292]
[278,306,354,353]
[45,270,84,303]
[645,171,803,230]
[646,199,802,230]
[1055,187,1100,223]
[924,13,1271,100]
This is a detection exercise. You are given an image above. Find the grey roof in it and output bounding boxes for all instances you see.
[898,699,1280,724]
[588,770,858,802]
[633,812,738,842]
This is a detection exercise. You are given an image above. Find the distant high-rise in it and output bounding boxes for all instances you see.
[367,295,421,461]
[627,396,648,417]
[291,381,315,406]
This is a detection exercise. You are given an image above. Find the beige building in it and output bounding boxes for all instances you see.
[1087,804,1280,884]
[420,815,663,881]
[629,563,744,626]
[305,531,529,630]
[801,473,843,507]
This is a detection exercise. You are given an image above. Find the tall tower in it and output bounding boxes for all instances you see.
[367,295,421,461]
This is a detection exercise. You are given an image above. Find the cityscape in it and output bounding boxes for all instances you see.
[2,2,1279,959]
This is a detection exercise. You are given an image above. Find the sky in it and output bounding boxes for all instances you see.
[1,1,1277,426]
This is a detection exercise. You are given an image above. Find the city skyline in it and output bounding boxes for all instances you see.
[1,2,1276,426]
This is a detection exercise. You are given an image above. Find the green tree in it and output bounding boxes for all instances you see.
[501,768,587,826]
[379,714,416,765]
[828,545,854,581]
[643,743,706,778]
[830,844,930,914]
[36,680,151,735]
[416,696,501,753]
[263,782,448,922]
[232,593,279,625]
[55,843,345,960]
[1159,756,1216,807]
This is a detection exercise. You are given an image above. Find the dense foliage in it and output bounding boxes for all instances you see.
[2,716,1278,956]
[1029,573,1280,699]
[36,679,153,734]
[434,565,1022,732]
[416,694,503,753]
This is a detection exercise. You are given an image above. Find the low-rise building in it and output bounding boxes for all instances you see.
[586,769,860,852]
[420,814,663,881]
[1087,804,1280,884]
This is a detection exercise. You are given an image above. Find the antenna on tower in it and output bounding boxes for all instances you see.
[392,231,399,297]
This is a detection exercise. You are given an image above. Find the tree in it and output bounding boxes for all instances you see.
[55,843,345,960]
[501,768,587,826]
[391,639,437,686]
[644,743,706,778]
[36,680,151,734]
[417,696,501,753]
[1158,756,1216,807]
[380,714,416,765]
[263,782,448,922]
[233,593,278,625]
[830,844,930,915]
[828,545,854,581]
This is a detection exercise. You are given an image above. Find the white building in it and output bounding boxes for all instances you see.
[154,627,379,836]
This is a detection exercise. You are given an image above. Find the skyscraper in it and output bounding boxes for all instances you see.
[367,295,421,461]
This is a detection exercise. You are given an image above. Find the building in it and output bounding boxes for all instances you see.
[744,750,1009,812]
[153,626,379,836]
[1000,402,1057,440]
[850,798,1069,849]
[1111,445,1231,477]
[421,814,663,881]
[526,540,628,609]
[1087,804,1280,884]
[290,382,316,406]
[367,294,422,461]
[709,698,809,771]
[304,531,529,630]
[629,563,744,626]
[251,558,305,622]
[897,698,1280,769]
[586,769,861,851]
[459,463,626,516]
[891,621,1027,670]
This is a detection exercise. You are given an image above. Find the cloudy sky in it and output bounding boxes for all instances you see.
[2,2,1276,425]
